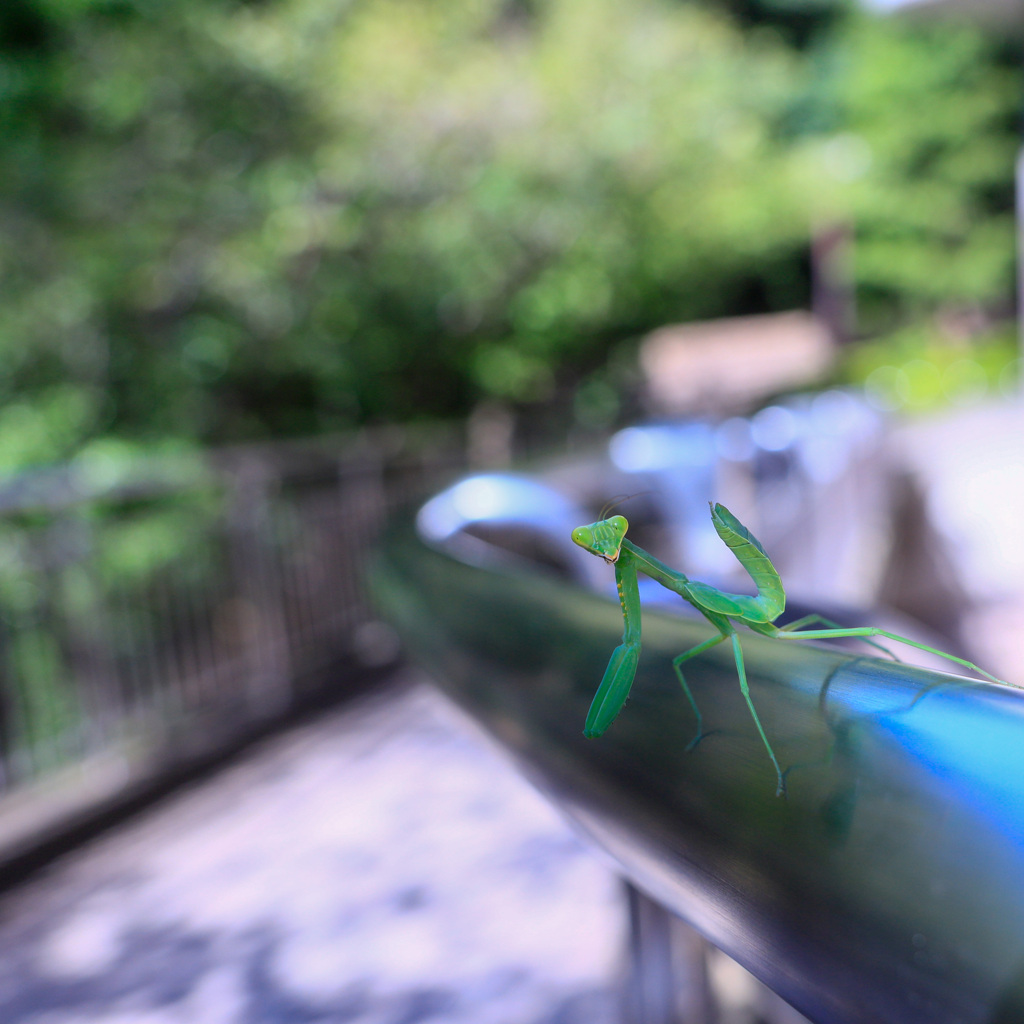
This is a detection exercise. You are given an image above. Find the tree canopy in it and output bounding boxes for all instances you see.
[0,0,1018,461]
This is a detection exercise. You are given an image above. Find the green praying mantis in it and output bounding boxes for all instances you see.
[571,503,1005,796]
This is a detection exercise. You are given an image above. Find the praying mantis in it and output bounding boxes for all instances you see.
[571,503,1005,796]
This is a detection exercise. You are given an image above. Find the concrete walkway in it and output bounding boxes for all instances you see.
[0,677,625,1024]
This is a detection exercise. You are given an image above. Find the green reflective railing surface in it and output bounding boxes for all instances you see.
[372,512,1024,1024]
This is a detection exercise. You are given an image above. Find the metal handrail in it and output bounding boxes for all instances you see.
[372,477,1024,1024]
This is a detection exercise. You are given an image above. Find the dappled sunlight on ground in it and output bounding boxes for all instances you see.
[0,678,624,1024]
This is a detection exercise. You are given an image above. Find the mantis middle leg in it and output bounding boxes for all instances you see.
[672,633,729,751]
[731,634,787,797]
[774,626,1007,685]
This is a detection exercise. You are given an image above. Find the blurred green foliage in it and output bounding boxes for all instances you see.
[0,0,1019,461]
[0,457,226,768]
[848,324,1018,413]
[833,19,1020,334]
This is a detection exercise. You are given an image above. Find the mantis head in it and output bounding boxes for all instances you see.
[571,515,628,563]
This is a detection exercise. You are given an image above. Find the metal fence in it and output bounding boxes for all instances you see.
[0,427,465,857]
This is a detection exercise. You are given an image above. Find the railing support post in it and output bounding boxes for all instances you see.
[624,882,716,1024]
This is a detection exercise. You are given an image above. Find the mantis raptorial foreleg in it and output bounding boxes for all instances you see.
[584,641,640,738]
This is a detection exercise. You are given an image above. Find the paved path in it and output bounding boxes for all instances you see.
[0,677,625,1024]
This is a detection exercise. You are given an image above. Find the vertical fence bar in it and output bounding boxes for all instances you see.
[0,425,465,831]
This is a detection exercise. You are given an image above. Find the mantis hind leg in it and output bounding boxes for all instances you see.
[672,633,729,751]
[730,634,787,797]
[775,627,1008,686]
[779,614,901,662]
